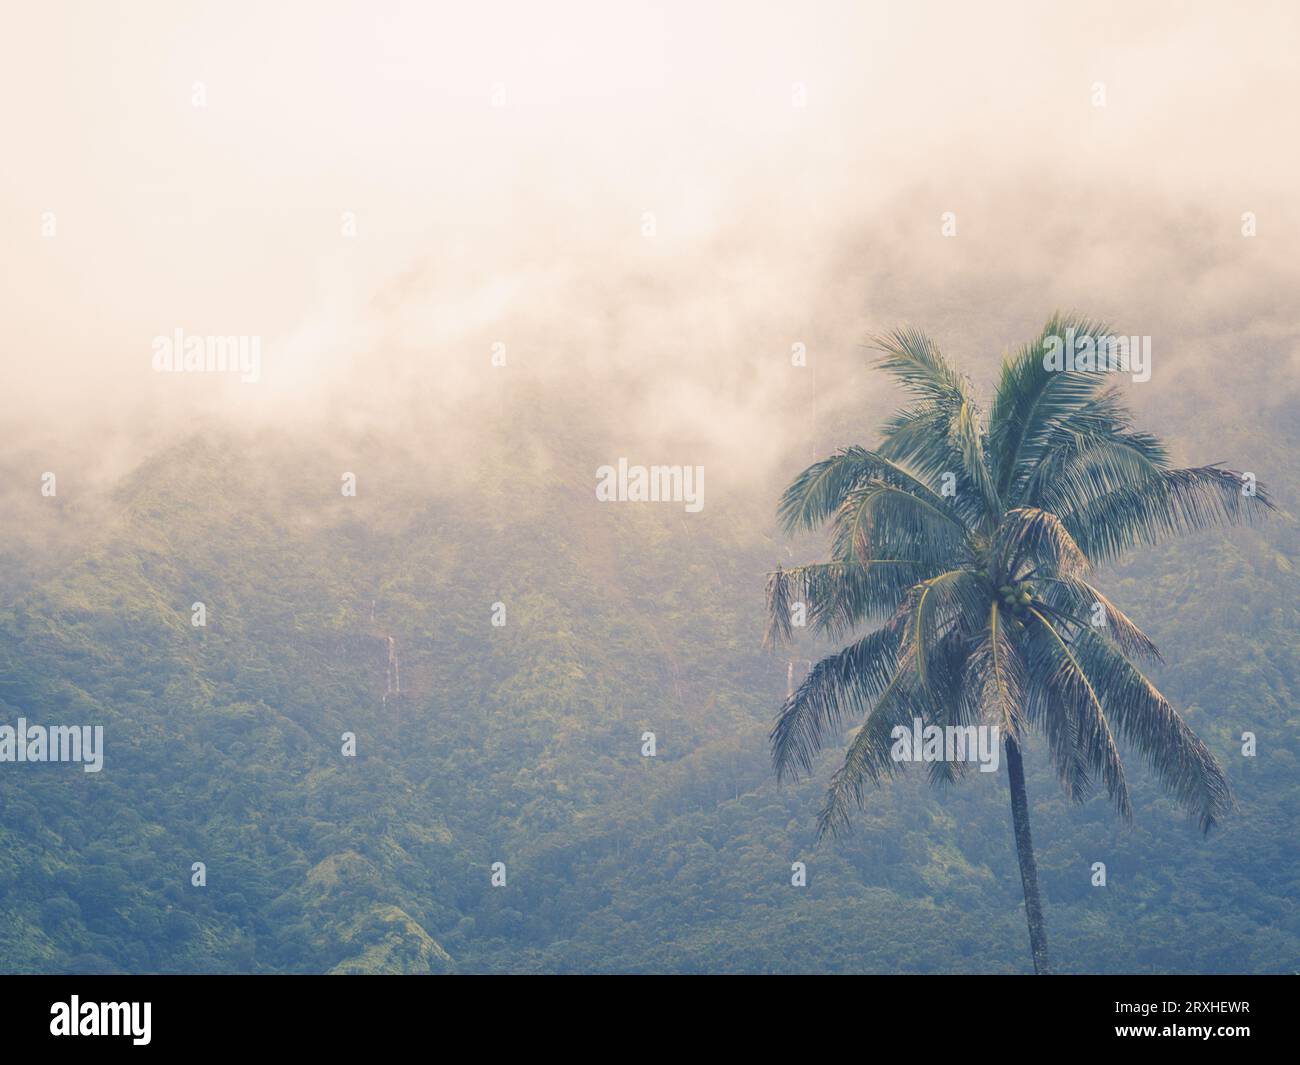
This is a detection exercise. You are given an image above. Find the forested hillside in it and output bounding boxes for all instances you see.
[0,405,1296,974]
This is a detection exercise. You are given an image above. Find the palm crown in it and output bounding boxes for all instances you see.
[765,315,1273,970]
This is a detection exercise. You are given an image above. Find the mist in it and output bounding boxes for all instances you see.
[3,0,1298,495]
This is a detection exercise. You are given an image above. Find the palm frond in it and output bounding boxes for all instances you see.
[989,312,1117,500]
[1024,607,1131,819]
[777,446,946,535]
[915,630,985,787]
[877,394,999,528]
[815,665,916,838]
[771,623,904,783]
[901,569,988,691]
[1061,465,1275,565]
[1067,626,1233,833]
[966,602,1028,740]
[1035,575,1162,662]
[995,507,1090,580]
[764,559,931,646]
[869,326,963,401]
[829,481,968,567]
[1023,422,1170,515]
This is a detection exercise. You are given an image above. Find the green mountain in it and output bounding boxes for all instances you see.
[0,413,1296,974]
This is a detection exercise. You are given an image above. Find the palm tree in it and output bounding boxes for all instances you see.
[765,314,1273,974]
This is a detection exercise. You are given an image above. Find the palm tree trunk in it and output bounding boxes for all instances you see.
[1005,736,1052,974]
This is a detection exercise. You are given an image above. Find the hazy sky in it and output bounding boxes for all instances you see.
[3,0,1298,485]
